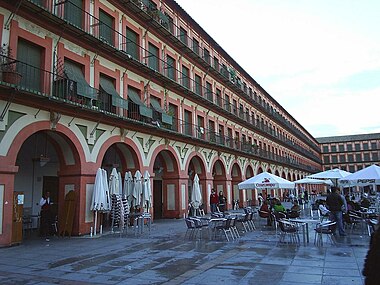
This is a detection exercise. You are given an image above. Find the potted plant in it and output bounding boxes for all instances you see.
[0,44,22,85]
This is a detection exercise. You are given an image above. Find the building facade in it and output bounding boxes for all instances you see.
[317,133,380,173]
[0,0,321,246]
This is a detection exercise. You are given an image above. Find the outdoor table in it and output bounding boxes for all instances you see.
[288,218,321,245]
[132,213,151,235]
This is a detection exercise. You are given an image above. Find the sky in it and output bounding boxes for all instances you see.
[174,0,380,138]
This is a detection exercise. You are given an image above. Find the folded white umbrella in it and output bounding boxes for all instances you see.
[142,170,152,212]
[133,170,142,207]
[191,173,202,209]
[109,168,120,195]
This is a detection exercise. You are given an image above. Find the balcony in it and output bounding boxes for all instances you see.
[15,0,321,166]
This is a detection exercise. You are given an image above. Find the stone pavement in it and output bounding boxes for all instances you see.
[0,210,371,285]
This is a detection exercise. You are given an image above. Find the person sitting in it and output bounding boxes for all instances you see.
[259,200,272,226]
[287,200,301,218]
[361,194,371,209]
[318,200,330,220]
[273,199,286,213]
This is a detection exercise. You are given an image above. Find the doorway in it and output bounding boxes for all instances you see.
[153,180,162,219]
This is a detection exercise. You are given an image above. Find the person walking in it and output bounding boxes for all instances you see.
[40,191,52,241]
[326,186,346,236]
[209,189,218,213]
[218,191,226,212]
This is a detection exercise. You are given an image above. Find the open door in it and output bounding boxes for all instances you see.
[12,192,24,245]
[153,180,162,219]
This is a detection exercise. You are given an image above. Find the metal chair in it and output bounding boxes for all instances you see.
[278,219,300,244]
[314,221,337,246]
[184,218,196,239]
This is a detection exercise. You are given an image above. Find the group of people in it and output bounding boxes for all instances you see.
[258,196,301,226]
[209,189,227,213]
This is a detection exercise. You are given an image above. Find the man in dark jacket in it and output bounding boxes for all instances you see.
[363,218,380,285]
[326,186,346,236]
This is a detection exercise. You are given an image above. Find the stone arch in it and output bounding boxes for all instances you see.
[150,146,181,219]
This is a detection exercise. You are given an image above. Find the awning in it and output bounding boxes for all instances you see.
[150,98,172,125]
[128,89,153,118]
[65,61,97,99]
[100,77,128,110]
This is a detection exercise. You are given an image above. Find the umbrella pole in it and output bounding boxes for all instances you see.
[94,211,97,236]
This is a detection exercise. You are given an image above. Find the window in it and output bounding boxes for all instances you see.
[148,43,159,71]
[203,48,210,64]
[322,145,329,153]
[99,75,114,112]
[232,99,237,115]
[64,0,83,28]
[216,88,221,107]
[347,154,354,162]
[224,95,231,112]
[338,144,345,152]
[194,74,202,95]
[339,155,346,163]
[192,38,199,55]
[208,120,216,142]
[323,156,330,163]
[371,142,377,149]
[349,165,355,172]
[355,143,361,151]
[168,103,177,131]
[363,142,369,150]
[372,152,378,161]
[167,14,174,34]
[355,153,362,162]
[218,125,225,145]
[213,56,219,71]
[330,145,337,152]
[127,86,152,119]
[331,155,337,163]
[181,65,190,88]
[166,55,175,80]
[184,110,192,136]
[227,128,233,147]
[126,27,139,59]
[150,96,172,126]
[205,81,212,101]
[17,39,42,91]
[99,10,114,46]
[197,115,204,139]
[64,59,96,101]
[363,153,370,161]
[179,27,188,45]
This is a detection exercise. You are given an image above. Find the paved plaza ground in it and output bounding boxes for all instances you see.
[0,205,371,285]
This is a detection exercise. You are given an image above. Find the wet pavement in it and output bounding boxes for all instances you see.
[0,209,370,285]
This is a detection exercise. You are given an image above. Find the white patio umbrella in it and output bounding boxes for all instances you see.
[109,168,120,195]
[294,177,333,186]
[133,170,142,209]
[307,168,351,187]
[142,170,152,212]
[101,169,111,211]
[191,174,202,215]
[339,164,380,187]
[123,171,134,202]
[118,171,123,196]
[307,168,351,179]
[238,172,295,190]
[91,168,110,236]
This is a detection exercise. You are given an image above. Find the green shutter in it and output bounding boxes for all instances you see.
[166,55,175,80]
[126,28,139,59]
[148,43,159,71]
[64,0,83,28]
[128,87,152,118]
[65,60,97,99]
[99,10,114,46]
[17,39,41,92]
